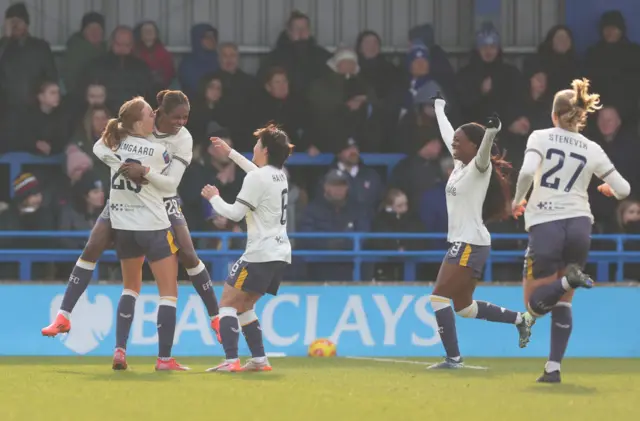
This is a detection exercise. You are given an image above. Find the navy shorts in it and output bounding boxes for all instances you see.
[523,216,592,280]
[226,258,288,296]
[444,242,490,279]
[99,197,187,227]
[114,228,179,262]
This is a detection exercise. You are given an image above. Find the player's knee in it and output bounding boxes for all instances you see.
[455,301,478,318]
[429,295,451,312]
[526,297,551,317]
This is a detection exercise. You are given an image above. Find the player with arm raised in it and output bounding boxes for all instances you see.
[427,93,535,370]
[42,91,221,340]
[512,79,630,383]
[201,124,292,373]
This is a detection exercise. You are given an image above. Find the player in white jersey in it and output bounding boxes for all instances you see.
[512,79,631,383]
[201,124,293,373]
[98,97,188,371]
[428,93,535,370]
[42,91,221,351]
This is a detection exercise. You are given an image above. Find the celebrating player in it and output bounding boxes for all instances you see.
[512,78,630,383]
[42,90,221,341]
[97,97,188,370]
[428,94,535,370]
[201,124,292,373]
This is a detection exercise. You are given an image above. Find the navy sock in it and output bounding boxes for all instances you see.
[430,296,460,359]
[157,298,177,358]
[528,278,569,316]
[219,307,240,360]
[548,303,573,371]
[475,301,519,324]
[186,261,219,317]
[115,290,137,350]
[239,310,265,358]
[60,260,96,313]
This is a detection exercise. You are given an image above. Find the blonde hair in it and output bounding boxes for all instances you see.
[101,97,146,150]
[552,78,602,132]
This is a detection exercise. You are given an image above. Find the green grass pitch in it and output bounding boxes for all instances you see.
[1,357,638,421]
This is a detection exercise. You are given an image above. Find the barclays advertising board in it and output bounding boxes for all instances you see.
[0,285,638,357]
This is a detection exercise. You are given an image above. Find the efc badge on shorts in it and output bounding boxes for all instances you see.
[163,150,170,164]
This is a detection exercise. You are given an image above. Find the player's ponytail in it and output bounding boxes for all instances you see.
[101,96,147,150]
[553,78,602,132]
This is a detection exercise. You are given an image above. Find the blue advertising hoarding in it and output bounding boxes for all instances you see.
[1,285,638,357]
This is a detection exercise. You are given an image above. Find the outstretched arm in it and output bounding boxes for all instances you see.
[93,139,122,173]
[208,196,250,222]
[434,98,454,156]
[229,149,258,173]
[474,115,501,173]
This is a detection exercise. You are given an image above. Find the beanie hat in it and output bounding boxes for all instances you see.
[327,47,360,74]
[407,42,430,64]
[476,22,501,48]
[81,11,105,30]
[414,80,444,105]
[73,170,103,199]
[5,2,29,25]
[13,172,39,200]
[600,10,626,34]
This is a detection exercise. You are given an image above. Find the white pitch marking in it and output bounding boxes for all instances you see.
[344,356,488,370]
[266,352,287,358]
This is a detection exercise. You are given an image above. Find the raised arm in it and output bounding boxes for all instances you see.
[229,149,258,173]
[92,139,122,173]
[434,97,454,155]
[474,114,501,173]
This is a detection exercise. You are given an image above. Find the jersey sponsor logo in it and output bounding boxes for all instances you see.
[110,203,145,212]
[449,242,462,257]
[49,293,113,354]
[445,185,457,196]
[163,150,170,164]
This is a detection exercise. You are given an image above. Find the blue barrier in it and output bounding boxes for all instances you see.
[1,231,640,281]
[0,152,406,197]
[1,284,638,357]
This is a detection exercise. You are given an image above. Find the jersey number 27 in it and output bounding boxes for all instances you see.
[540,148,587,192]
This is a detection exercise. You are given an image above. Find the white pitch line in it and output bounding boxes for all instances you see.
[345,356,488,370]
[266,352,287,358]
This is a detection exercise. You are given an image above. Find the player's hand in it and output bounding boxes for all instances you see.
[430,91,446,108]
[210,137,232,157]
[120,162,148,185]
[598,183,615,197]
[486,113,502,131]
[512,199,527,219]
[201,184,219,200]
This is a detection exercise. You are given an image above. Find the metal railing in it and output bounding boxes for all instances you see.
[0,231,639,282]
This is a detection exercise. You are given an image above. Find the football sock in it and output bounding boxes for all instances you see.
[528,278,570,316]
[547,302,572,373]
[186,261,219,317]
[239,310,265,358]
[470,301,519,324]
[157,297,177,359]
[430,295,461,360]
[115,289,138,350]
[219,307,240,360]
[59,259,96,313]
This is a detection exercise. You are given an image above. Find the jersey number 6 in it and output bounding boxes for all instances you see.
[540,148,587,192]
[280,188,288,226]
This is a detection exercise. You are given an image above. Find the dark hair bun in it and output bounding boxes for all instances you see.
[156,90,170,105]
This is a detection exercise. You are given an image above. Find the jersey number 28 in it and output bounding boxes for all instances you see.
[111,173,141,193]
[540,148,587,192]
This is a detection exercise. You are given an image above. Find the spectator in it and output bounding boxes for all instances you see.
[0,173,55,279]
[178,23,218,99]
[258,10,330,96]
[419,157,454,249]
[186,75,233,146]
[355,30,400,101]
[390,128,445,209]
[321,137,383,219]
[616,200,640,280]
[457,22,526,124]
[70,82,108,129]
[367,188,426,281]
[584,10,640,126]
[308,47,383,153]
[524,25,579,96]
[589,106,640,231]
[62,12,106,96]
[396,80,445,154]
[57,171,104,249]
[4,80,71,155]
[133,21,175,90]
[80,26,153,112]
[209,42,259,147]
[408,23,456,99]
[252,66,309,147]
[0,2,57,113]
[299,169,369,281]
[70,105,111,188]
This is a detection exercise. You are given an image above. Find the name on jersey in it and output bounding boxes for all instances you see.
[548,134,588,150]
[272,173,286,182]
[118,143,157,157]
[446,185,457,196]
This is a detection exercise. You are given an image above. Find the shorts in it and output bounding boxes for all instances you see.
[99,196,187,227]
[523,216,592,280]
[114,228,179,262]
[444,241,490,279]
[226,258,288,296]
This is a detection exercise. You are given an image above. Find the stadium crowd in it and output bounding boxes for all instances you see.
[0,3,639,281]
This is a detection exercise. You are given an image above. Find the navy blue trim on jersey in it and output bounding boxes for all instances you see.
[236,198,256,211]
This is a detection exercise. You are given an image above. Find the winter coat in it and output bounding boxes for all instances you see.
[62,32,107,95]
[178,24,219,99]
[134,22,175,89]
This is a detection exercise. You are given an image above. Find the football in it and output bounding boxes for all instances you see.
[307,338,337,357]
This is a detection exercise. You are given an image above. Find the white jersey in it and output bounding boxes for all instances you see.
[236,166,292,263]
[524,127,615,230]
[149,127,193,196]
[445,158,492,245]
[108,135,172,231]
